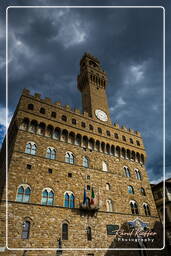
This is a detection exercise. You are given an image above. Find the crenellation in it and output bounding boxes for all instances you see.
[34,93,41,99]
[22,88,30,95]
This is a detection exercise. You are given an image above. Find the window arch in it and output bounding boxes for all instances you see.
[41,188,54,205]
[114,133,119,139]
[106,183,111,190]
[89,124,93,131]
[106,199,113,212]
[46,147,56,159]
[128,185,134,194]
[87,226,92,241]
[40,107,45,114]
[130,200,139,214]
[140,187,146,196]
[62,223,68,240]
[62,115,67,122]
[21,220,30,239]
[83,156,89,168]
[122,135,126,142]
[102,161,108,172]
[25,142,37,155]
[98,127,102,134]
[64,192,75,208]
[28,104,34,110]
[143,203,151,216]
[51,111,56,118]
[135,169,142,180]
[16,185,31,202]
[64,193,69,207]
[123,166,131,177]
[65,152,74,164]
[130,138,134,144]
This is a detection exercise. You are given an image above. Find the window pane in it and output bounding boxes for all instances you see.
[47,198,53,205]
[16,194,23,202]
[23,194,30,202]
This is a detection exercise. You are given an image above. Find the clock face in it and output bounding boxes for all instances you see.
[95,109,108,122]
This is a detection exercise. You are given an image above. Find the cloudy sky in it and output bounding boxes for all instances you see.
[0,0,170,184]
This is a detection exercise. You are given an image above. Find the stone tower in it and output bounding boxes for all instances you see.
[78,53,111,124]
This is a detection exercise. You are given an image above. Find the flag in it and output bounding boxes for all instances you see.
[90,187,95,205]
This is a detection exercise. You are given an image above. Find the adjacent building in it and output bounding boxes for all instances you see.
[151,178,171,248]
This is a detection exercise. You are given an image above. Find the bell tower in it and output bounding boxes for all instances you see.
[77,53,111,124]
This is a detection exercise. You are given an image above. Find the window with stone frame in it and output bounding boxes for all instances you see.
[21,221,30,239]
[130,200,139,214]
[25,142,37,155]
[46,147,56,159]
[51,111,56,118]
[65,152,74,164]
[40,107,45,114]
[16,185,31,203]
[83,156,89,168]
[62,223,68,240]
[128,185,134,194]
[87,226,92,241]
[143,203,151,216]
[41,189,54,205]
[28,104,34,110]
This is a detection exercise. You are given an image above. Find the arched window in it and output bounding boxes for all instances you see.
[136,140,140,146]
[89,124,93,131]
[16,185,31,202]
[37,122,45,136]
[69,194,75,208]
[40,107,45,114]
[106,199,113,212]
[29,120,37,133]
[62,223,68,240]
[122,135,126,142]
[98,127,102,134]
[65,152,74,164]
[83,156,89,168]
[64,193,69,207]
[41,189,54,205]
[106,130,110,136]
[135,169,142,180]
[130,138,134,144]
[130,200,139,214]
[143,203,151,216]
[51,111,56,118]
[81,122,86,128]
[28,104,34,110]
[64,192,75,208]
[106,183,111,190]
[21,221,30,239]
[21,118,29,130]
[46,147,56,159]
[62,115,67,122]
[25,142,37,155]
[140,187,146,196]
[128,185,134,194]
[123,166,131,177]
[114,133,119,139]
[102,161,108,172]
[87,226,92,241]
[72,118,76,125]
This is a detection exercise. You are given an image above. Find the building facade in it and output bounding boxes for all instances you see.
[0,53,163,255]
[151,178,171,248]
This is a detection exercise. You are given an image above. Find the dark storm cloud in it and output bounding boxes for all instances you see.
[0,0,171,183]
